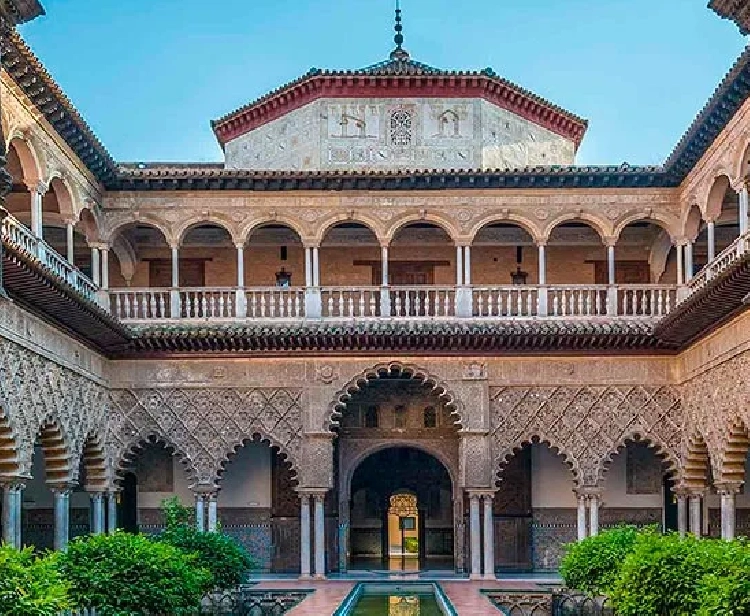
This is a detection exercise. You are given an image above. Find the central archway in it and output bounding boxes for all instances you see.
[348,446,454,572]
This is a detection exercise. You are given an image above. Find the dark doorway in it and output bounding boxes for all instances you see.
[663,475,678,532]
[119,472,138,533]
[348,447,453,571]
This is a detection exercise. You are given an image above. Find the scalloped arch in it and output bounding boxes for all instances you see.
[716,417,750,485]
[114,433,198,485]
[682,430,712,491]
[596,431,680,486]
[34,417,73,486]
[326,361,464,431]
[0,407,21,480]
[496,436,579,485]
[215,433,299,486]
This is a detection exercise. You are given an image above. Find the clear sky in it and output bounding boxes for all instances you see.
[18,0,748,166]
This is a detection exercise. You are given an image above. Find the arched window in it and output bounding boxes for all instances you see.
[394,405,406,428]
[423,406,437,428]
[390,109,412,146]
[364,405,379,428]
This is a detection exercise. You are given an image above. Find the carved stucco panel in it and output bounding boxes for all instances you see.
[298,434,334,488]
[459,433,492,488]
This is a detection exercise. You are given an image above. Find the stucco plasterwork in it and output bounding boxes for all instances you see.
[223,98,575,172]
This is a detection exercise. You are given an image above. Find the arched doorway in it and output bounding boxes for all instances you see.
[348,446,454,572]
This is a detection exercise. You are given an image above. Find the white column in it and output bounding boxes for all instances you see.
[718,484,739,540]
[313,492,326,578]
[689,494,702,537]
[236,245,245,287]
[100,246,109,290]
[482,494,495,579]
[91,492,105,535]
[707,221,716,262]
[66,222,75,264]
[456,246,464,285]
[464,245,471,285]
[607,245,616,284]
[577,493,588,540]
[381,246,389,286]
[589,493,600,537]
[53,488,71,551]
[171,246,180,287]
[207,493,218,533]
[106,491,117,534]
[28,182,44,238]
[538,244,546,284]
[312,247,320,287]
[304,247,312,287]
[677,493,688,538]
[676,244,684,286]
[2,483,23,548]
[740,185,749,235]
[195,493,205,532]
[685,242,694,282]
[469,493,481,579]
[300,494,312,579]
[90,247,100,286]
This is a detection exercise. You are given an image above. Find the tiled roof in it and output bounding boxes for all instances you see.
[1,0,44,24]
[709,0,750,35]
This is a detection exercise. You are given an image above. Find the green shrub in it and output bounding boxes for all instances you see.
[696,540,750,616]
[58,531,212,616]
[403,537,419,554]
[0,545,69,616]
[559,525,641,596]
[158,497,256,591]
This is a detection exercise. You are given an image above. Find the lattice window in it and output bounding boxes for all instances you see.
[390,109,412,146]
[364,405,379,428]
[394,405,406,428]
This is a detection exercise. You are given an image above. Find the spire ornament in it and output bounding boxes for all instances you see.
[390,0,410,61]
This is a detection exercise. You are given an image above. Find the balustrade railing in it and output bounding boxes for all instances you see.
[617,285,677,317]
[110,288,171,320]
[687,231,750,297]
[245,287,305,319]
[390,286,456,318]
[322,286,381,318]
[1,213,97,301]
[548,285,609,317]
[472,286,539,317]
[180,288,237,319]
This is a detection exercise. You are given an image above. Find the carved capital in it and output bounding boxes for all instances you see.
[715,480,743,496]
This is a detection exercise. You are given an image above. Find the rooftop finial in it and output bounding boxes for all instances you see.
[390,0,410,61]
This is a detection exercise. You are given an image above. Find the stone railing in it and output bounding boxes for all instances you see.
[688,230,750,296]
[2,213,98,302]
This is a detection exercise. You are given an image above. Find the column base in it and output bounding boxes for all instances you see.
[299,574,312,580]
[483,573,496,580]
[469,573,483,580]
[314,574,326,580]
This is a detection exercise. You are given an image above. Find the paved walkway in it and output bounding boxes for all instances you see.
[440,580,543,615]
[255,580,355,615]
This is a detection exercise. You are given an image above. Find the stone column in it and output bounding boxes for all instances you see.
[676,490,688,538]
[576,492,588,540]
[717,482,742,541]
[607,244,616,284]
[464,245,471,285]
[739,183,749,235]
[381,246,389,286]
[312,247,320,287]
[313,492,326,579]
[299,493,312,579]
[689,493,702,537]
[676,243,684,286]
[537,243,548,316]
[106,491,118,534]
[380,245,391,316]
[2,482,23,548]
[304,247,312,287]
[707,221,716,262]
[236,244,245,287]
[207,493,218,533]
[90,247,100,286]
[685,242,694,282]
[52,487,71,551]
[90,492,105,535]
[100,246,110,290]
[588,492,601,537]
[170,245,181,316]
[66,222,75,264]
[171,246,180,287]
[482,493,495,579]
[27,181,45,238]
[456,246,464,285]
[195,493,205,532]
[605,242,617,315]
[469,492,482,579]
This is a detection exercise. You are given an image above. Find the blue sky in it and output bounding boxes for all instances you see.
[18,0,748,165]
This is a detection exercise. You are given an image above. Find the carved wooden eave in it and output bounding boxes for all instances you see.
[654,254,750,346]
[710,0,750,34]
[0,0,43,24]
[120,319,676,358]
[2,242,132,354]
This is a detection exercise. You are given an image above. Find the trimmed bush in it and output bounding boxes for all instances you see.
[559,525,641,596]
[58,531,212,616]
[696,540,750,616]
[0,545,69,616]
[158,497,256,591]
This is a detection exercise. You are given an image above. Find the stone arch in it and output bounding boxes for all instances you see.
[467,213,542,245]
[596,432,680,486]
[496,435,580,486]
[0,406,22,480]
[705,174,732,222]
[326,361,464,431]
[681,203,703,242]
[76,207,101,244]
[541,212,611,244]
[716,418,750,485]
[314,214,385,246]
[46,175,77,221]
[214,432,300,486]
[613,214,678,243]
[384,213,459,244]
[35,418,73,486]
[175,217,237,246]
[239,217,306,245]
[81,432,108,492]
[104,217,172,247]
[7,135,42,185]
[682,431,712,491]
[114,433,198,486]
[733,134,750,182]
[344,440,458,502]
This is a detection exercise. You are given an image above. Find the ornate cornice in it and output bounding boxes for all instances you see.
[710,0,750,34]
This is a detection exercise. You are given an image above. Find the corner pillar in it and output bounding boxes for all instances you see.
[468,491,482,579]
[716,481,742,541]
[299,492,312,579]
[313,491,327,579]
[2,481,24,548]
[482,492,495,579]
[52,486,72,551]
[90,492,105,535]
[688,492,702,537]
[675,487,688,538]
[106,490,118,534]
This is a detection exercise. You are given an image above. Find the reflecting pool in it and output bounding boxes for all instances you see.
[335,583,455,616]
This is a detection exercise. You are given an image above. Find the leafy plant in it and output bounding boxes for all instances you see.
[0,545,69,616]
[57,531,212,616]
[559,525,641,596]
[158,497,256,591]
[403,537,419,554]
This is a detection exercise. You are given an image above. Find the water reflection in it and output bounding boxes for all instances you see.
[352,593,442,616]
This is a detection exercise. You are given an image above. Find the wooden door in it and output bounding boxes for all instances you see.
[148,259,207,287]
[593,260,650,284]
